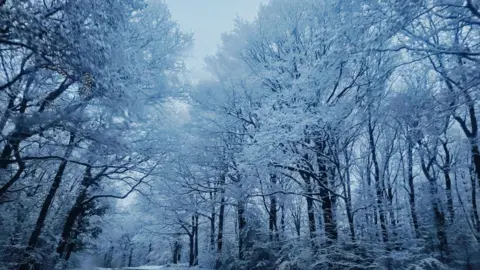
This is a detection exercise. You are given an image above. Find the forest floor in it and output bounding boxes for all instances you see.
[96,264,204,270]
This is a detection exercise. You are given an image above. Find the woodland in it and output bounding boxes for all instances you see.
[2,0,480,269]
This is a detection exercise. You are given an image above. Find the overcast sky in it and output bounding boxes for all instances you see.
[164,0,269,82]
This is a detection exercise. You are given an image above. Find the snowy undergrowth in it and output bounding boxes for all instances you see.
[73,264,207,270]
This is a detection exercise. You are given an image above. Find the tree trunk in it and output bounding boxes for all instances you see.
[215,174,226,269]
[194,214,199,266]
[172,241,181,264]
[18,134,75,270]
[0,95,14,133]
[189,216,195,267]
[318,161,337,244]
[0,140,25,200]
[407,141,420,238]
[238,202,247,260]
[472,144,480,187]
[470,165,480,232]
[420,157,448,259]
[368,117,389,246]
[269,174,278,242]
[344,171,356,242]
[65,242,75,261]
[210,192,216,250]
[441,141,454,222]
[56,166,92,257]
[300,171,317,251]
[128,247,134,267]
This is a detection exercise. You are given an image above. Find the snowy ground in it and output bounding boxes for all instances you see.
[93,264,204,270]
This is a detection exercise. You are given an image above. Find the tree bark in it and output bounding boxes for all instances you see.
[300,170,317,251]
[317,159,337,244]
[189,215,195,266]
[56,166,92,257]
[420,156,448,259]
[237,202,246,260]
[344,165,356,242]
[440,141,455,222]
[470,165,480,232]
[18,134,75,270]
[368,117,389,246]
[269,174,278,242]
[210,191,216,250]
[215,173,226,269]
[407,140,420,238]
[194,214,199,266]
[128,247,134,267]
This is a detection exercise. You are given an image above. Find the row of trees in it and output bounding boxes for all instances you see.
[0,0,191,269]
[6,0,480,269]
[132,0,480,269]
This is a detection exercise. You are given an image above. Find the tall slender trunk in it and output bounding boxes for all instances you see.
[215,174,225,269]
[269,174,278,242]
[210,191,216,250]
[300,171,317,250]
[344,168,356,242]
[470,165,480,232]
[237,202,246,260]
[57,166,92,257]
[441,141,454,222]
[18,134,75,270]
[318,159,337,244]
[368,117,389,246]
[128,247,134,267]
[407,141,420,238]
[472,143,480,186]
[194,214,199,266]
[189,216,195,267]
[420,157,448,259]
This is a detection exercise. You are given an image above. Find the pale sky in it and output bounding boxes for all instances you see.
[164,0,269,82]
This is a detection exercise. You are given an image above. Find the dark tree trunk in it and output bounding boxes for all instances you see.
[441,141,454,222]
[65,242,75,261]
[420,156,449,259]
[0,95,14,132]
[128,247,134,267]
[104,246,114,268]
[407,141,420,238]
[194,214,199,266]
[57,166,92,257]
[146,243,152,264]
[210,192,216,250]
[269,174,278,242]
[433,199,448,259]
[215,174,226,269]
[318,161,337,244]
[0,155,25,204]
[189,215,195,267]
[238,202,247,260]
[472,144,480,187]
[368,117,389,246]
[0,140,25,200]
[300,170,317,250]
[470,165,480,232]
[172,241,181,264]
[344,171,356,242]
[18,134,75,270]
